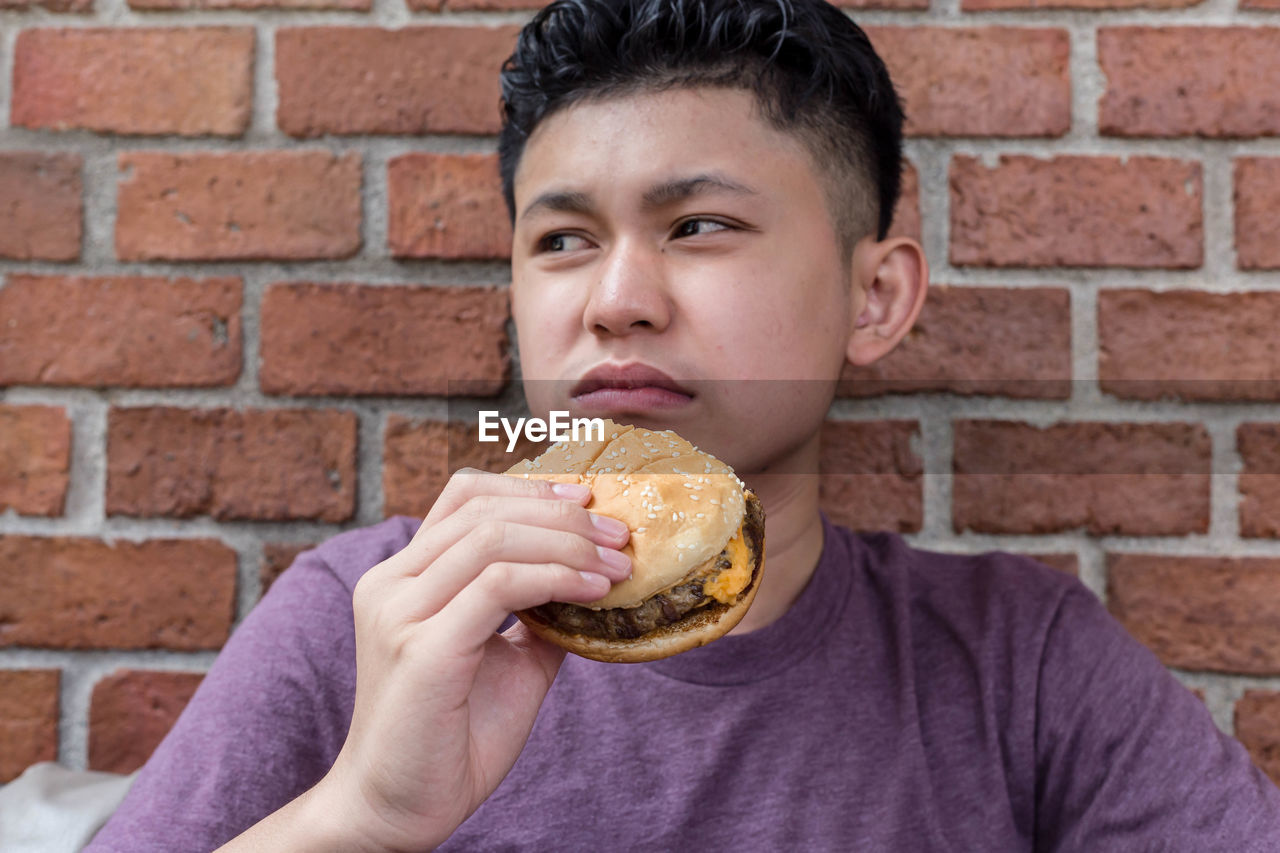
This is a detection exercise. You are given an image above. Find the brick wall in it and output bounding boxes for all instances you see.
[2,0,1280,790]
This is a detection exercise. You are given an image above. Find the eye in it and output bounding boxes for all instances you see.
[538,233,591,253]
[675,218,732,238]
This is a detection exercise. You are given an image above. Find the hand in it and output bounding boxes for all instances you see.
[312,468,631,852]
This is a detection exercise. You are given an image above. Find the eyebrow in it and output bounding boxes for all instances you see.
[519,173,760,222]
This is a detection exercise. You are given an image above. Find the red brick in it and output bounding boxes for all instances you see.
[0,153,82,261]
[106,407,357,522]
[383,417,545,518]
[1243,0,1280,8]
[819,420,923,533]
[259,283,510,397]
[1236,159,1280,270]
[1237,424,1280,539]
[115,151,362,261]
[1099,290,1280,402]
[966,0,1197,8]
[1020,553,1079,576]
[388,153,512,260]
[0,670,59,784]
[88,670,204,773]
[888,161,921,242]
[950,155,1203,268]
[12,28,252,136]
[1108,553,1280,675]
[0,0,91,9]
[0,536,235,649]
[0,406,71,517]
[261,542,315,593]
[1099,28,1280,138]
[1235,691,1280,787]
[867,28,1070,138]
[276,27,520,137]
[0,275,241,389]
[134,0,363,8]
[839,286,1071,398]
[953,420,1210,535]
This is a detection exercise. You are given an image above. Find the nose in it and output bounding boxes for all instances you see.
[581,237,672,336]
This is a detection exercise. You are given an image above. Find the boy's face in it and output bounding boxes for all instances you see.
[509,87,867,473]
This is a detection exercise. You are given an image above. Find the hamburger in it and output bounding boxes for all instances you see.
[503,419,765,663]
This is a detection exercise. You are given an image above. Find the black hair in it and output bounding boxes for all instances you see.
[497,0,905,259]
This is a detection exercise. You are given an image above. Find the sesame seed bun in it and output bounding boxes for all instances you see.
[503,419,766,663]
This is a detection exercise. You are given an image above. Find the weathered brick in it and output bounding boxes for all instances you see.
[259,283,510,397]
[134,0,364,8]
[1235,159,1280,270]
[0,670,59,784]
[1242,0,1280,8]
[1100,290,1280,402]
[106,407,357,522]
[12,28,252,136]
[0,275,241,389]
[0,153,82,261]
[0,406,71,517]
[0,0,91,10]
[888,161,921,242]
[965,0,1197,9]
[0,536,235,649]
[950,156,1203,268]
[953,420,1211,535]
[383,417,545,518]
[1099,28,1280,138]
[262,542,316,593]
[818,420,923,533]
[839,286,1071,398]
[115,151,362,261]
[88,670,204,774]
[1235,691,1280,788]
[867,28,1070,137]
[1108,553,1280,675]
[276,27,520,137]
[388,153,512,260]
[1237,424,1280,539]
[1020,553,1079,576]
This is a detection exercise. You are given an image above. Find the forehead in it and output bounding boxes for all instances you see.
[512,87,821,221]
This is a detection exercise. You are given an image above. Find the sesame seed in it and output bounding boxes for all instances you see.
[695,513,705,518]
[648,512,658,519]
[623,490,629,496]
[690,495,700,501]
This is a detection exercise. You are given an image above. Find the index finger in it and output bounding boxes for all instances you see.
[419,468,590,532]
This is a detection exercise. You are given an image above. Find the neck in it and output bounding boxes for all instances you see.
[727,435,826,635]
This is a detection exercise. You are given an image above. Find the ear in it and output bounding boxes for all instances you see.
[846,236,929,367]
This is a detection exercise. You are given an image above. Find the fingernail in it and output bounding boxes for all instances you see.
[551,482,591,500]
[589,513,628,538]
[596,546,631,573]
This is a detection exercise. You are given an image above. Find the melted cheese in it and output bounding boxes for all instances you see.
[702,523,752,605]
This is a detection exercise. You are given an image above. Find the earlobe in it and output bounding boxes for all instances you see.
[846,236,929,367]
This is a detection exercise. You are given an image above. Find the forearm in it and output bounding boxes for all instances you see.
[213,779,389,853]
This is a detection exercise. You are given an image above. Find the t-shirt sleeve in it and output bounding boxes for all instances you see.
[83,551,357,853]
[1034,583,1280,851]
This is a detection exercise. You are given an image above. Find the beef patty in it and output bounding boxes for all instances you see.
[531,552,733,640]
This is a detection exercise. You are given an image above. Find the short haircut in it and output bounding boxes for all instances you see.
[497,0,905,260]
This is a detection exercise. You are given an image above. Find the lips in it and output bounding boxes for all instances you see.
[570,362,695,412]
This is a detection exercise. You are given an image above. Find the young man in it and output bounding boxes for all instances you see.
[87,0,1280,849]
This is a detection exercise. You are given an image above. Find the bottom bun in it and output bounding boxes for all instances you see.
[516,490,766,664]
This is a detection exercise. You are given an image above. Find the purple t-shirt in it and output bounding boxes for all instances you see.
[85,512,1280,851]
